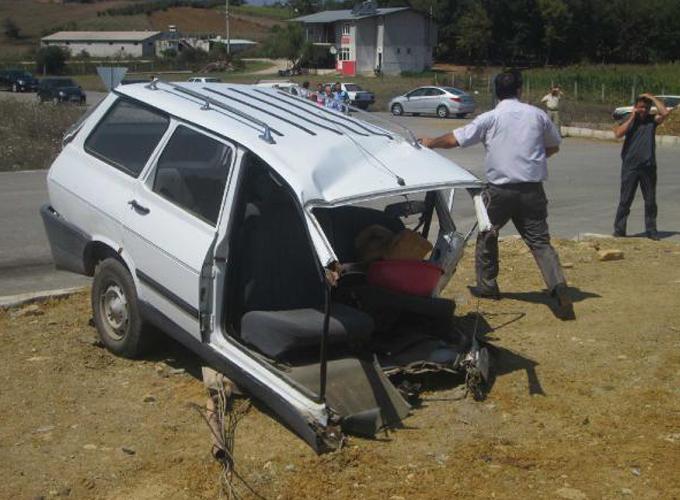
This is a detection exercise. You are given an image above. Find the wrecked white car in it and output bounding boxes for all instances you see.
[41,81,492,452]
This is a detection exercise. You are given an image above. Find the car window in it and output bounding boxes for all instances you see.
[54,79,76,87]
[407,88,427,98]
[442,87,465,96]
[425,88,444,96]
[152,125,232,225]
[345,84,361,91]
[85,99,170,177]
[662,97,679,107]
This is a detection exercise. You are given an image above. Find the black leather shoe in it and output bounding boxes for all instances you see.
[647,231,660,241]
[468,285,501,300]
[612,231,626,237]
[552,283,575,320]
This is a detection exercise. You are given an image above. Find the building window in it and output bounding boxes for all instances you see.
[407,47,411,55]
[338,47,351,61]
[396,48,401,54]
[342,24,350,35]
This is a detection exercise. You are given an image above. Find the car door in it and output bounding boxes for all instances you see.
[401,88,426,113]
[124,122,235,340]
[422,87,445,114]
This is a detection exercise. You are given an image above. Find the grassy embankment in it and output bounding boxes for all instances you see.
[0,98,83,172]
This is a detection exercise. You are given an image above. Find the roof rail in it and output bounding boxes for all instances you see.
[226,88,354,136]
[269,90,394,139]
[203,87,323,137]
[156,81,281,144]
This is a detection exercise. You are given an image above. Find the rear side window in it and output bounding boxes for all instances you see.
[152,125,232,225]
[85,99,169,177]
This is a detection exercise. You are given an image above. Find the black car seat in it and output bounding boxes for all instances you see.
[236,171,374,361]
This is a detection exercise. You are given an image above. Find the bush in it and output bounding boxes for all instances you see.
[35,46,70,75]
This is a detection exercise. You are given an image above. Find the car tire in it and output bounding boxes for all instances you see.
[437,105,449,118]
[91,258,149,359]
[52,97,59,105]
[456,113,468,118]
[412,113,420,117]
[391,103,403,116]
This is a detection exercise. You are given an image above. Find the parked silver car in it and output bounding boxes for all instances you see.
[389,86,476,118]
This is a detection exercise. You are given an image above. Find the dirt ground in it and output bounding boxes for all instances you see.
[1,237,679,500]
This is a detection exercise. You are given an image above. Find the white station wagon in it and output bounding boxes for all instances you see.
[41,80,492,452]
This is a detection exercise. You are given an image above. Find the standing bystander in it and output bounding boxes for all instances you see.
[612,93,671,240]
[541,85,564,131]
[419,70,573,318]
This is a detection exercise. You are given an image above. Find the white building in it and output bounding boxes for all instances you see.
[41,31,163,58]
[291,2,435,76]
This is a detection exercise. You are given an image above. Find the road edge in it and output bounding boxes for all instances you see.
[0,286,87,309]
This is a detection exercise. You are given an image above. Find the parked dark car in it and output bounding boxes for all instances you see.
[0,69,39,92]
[37,78,86,104]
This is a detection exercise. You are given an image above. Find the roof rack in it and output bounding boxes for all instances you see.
[269,90,394,139]
[203,87,324,137]
[226,87,353,136]
[149,79,281,144]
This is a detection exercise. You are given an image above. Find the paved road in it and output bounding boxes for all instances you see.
[1,110,679,298]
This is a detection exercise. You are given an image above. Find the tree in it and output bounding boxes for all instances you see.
[35,46,69,75]
[262,23,312,68]
[455,1,492,63]
[537,0,571,64]
[3,17,20,39]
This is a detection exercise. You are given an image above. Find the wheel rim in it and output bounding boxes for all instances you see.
[392,104,402,115]
[99,283,129,341]
[438,107,447,117]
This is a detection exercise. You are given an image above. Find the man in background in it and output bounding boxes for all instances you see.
[613,93,671,240]
[419,70,573,318]
[541,85,564,130]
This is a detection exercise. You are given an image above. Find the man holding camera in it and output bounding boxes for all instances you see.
[613,93,671,240]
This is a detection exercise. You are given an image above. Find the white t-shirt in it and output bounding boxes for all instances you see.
[453,98,561,185]
[541,93,561,110]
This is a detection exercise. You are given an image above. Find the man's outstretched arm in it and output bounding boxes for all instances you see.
[419,132,459,149]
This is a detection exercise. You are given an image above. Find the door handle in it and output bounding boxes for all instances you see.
[128,199,150,215]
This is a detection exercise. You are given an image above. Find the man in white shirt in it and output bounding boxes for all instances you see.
[419,70,573,318]
[541,85,563,129]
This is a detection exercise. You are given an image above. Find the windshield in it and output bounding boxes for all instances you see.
[662,97,680,107]
[345,84,362,91]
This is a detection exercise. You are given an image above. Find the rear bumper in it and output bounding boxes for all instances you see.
[40,204,89,275]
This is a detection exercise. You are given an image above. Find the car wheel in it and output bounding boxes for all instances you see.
[91,258,148,358]
[437,105,449,118]
[52,97,59,105]
[12,83,18,92]
[391,103,403,116]
[456,113,468,118]
[412,113,420,117]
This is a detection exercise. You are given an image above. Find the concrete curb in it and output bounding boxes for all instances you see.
[0,286,87,309]
[561,126,680,146]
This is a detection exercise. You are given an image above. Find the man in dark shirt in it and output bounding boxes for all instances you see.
[613,94,671,240]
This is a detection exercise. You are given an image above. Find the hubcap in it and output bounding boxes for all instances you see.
[100,284,128,340]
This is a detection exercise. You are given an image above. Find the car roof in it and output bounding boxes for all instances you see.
[115,81,481,205]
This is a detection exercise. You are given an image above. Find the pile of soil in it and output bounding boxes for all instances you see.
[1,237,679,499]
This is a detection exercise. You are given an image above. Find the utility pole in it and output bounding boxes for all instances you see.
[225,0,231,55]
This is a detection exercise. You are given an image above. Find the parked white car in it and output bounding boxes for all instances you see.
[41,80,491,452]
[324,82,376,110]
[612,95,680,120]
[254,79,302,95]
[187,76,222,83]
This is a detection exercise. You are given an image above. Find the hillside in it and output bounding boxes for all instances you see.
[0,0,288,59]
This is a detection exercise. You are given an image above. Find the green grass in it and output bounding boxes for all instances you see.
[230,5,294,20]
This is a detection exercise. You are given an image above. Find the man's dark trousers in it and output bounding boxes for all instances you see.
[613,162,657,235]
[475,182,566,292]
